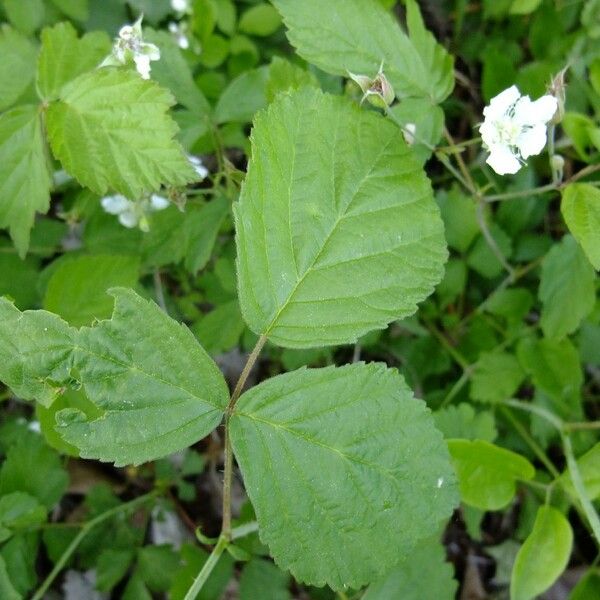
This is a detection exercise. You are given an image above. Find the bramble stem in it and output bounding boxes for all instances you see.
[31,492,157,600]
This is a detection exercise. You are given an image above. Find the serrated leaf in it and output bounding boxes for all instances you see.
[510,506,572,600]
[230,363,458,590]
[363,535,457,600]
[470,351,525,404]
[46,69,197,199]
[434,403,497,442]
[561,183,600,270]
[539,235,595,339]
[235,87,446,348]
[37,22,111,101]
[272,0,453,102]
[0,25,37,112]
[0,297,75,406]
[56,288,228,466]
[0,105,52,257]
[43,254,140,326]
[448,439,535,510]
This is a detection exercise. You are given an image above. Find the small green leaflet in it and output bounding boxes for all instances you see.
[272,0,454,102]
[235,87,447,348]
[448,439,535,510]
[0,105,52,257]
[37,22,111,101]
[0,25,37,112]
[0,297,74,406]
[434,403,497,442]
[230,363,458,590]
[56,288,228,466]
[561,183,600,269]
[539,234,595,340]
[46,69,198,199]
[510,506,573,600]
[470,350,525,404]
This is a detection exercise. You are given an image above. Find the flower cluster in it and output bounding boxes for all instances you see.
[101,194,170,231]
[480,85,558,175]
[100,16,160,79]
[169,0,194,50]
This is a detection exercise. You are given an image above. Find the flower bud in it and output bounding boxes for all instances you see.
[550,154,564,183]
[548,67,568,124]
[348,62,395,109]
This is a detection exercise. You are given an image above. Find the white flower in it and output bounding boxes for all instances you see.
[480,85,558,175]
[168,21,190,50]
[101,16,160,79]
[100,193,170,230]
[171,0,191,15]
[188,154,209,179]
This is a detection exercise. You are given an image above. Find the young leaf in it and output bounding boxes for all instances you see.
[0,297,75,406]
[235,87,447,348]
[230,363,458,590]
[558,442,600,501]
[56,288,229,466]
[0,25,37,112]
[510,506,573,600]
[272,0,453,102]
[539,235,595,339]
[37,22,111,101]
[434,403,497,442]
[561,183,600,270]
[447,439,535,510]
[0,105,52,257]
[46,69,197,199]
[470,350,525,404]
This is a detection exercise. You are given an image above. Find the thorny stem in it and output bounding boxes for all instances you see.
[31,492,158,600]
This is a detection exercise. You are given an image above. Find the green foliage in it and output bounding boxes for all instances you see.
[511,506,573,600]
[0,26,37,111]
[230,363,458,589]
[470,351,525,404]
[434,403,497,442]
[46,69,197,198]
[236,87,446,348]
[448,439,535,510]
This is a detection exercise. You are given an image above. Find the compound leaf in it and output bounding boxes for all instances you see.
[56,288,228,466]
[230,363,458,590]
[235,87,446,348]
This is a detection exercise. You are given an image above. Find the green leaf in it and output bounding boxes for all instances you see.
[569,568,600,600]
[43,254,140,326]
[470,351,525,404]
[539,235,595,339]
[50,0,89,21]
[265,56,319,103]
[0,436,69,509]
[363,535,457,600]
[96,548,135,592]
[434,403,497,442]
[0,555,21,600]
[272,0,453,102]
[448,439,535,510]
[436,187,479,253]
[236,87,446,348]
[239,558,291,600]
[136,544,180,592]
[0,105,52,257]
[46,69,197,199]
[510,506,573,600]
[559,442,600,501]
[561,183,600,270]
[0,298,75,406]
[509,0,542,14]
[0,533,38,596]
[0,25,37,112]
[122,573,152,600]
[37,22,111,101]
[192,301,245,355]
[239,3,282,37]
[1,0,44,34]
[0,493,47,539]
[56,288,228,466]
[214,67,269,124]
[230,363,458,590]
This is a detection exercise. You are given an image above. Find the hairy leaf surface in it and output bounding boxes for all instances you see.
[230,363,458,589]
[235,87,447,348]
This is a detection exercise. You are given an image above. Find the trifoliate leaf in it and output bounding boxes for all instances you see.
[561,183,600,270]
[272,0,453,102]
[448,439,535,510]
[510,506,572,600]
[0,105,52,257]
[0,297,75,406]
[43,254,140,326]
[434,403,497,442]
[0,25,37,112]
[470,351,525,404]
[363,535,457,600]
[56,288,228,465]
[37,22,111,101]
[230,363,458,590]
[235,87,447,348]
[46,69,197,199]
[539,235,595,339]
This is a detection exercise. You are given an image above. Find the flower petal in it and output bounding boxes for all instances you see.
[150,194,170,211]
[118,210,139,228]
[483,85,520,120]
[101,194,131,214]
[514,94,557,125]
[134,54,151,79]
[479,119,501,148]
[517,123,548,159]
[486,144,522,175]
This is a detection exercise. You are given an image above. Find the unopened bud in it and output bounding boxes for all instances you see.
[548,66,568,124]
[348,62,395,109]
[550,154,564,183]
